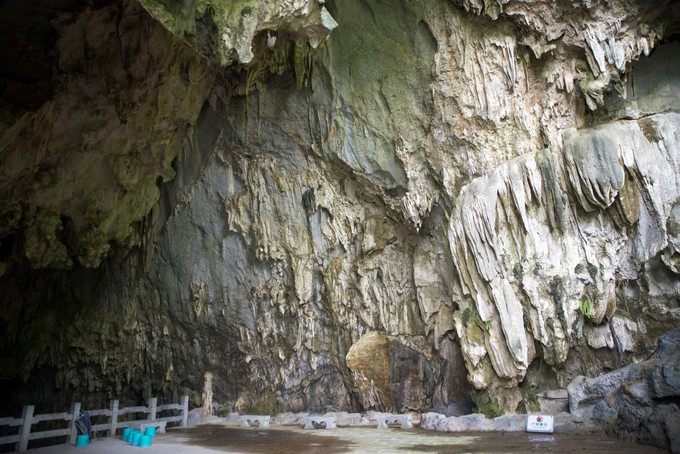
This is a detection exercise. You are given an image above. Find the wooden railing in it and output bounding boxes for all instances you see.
[0,396,188,452]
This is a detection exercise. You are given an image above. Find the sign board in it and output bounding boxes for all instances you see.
[526,414,554,433]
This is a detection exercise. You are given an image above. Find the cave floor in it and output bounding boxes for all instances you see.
[27,423,665,453]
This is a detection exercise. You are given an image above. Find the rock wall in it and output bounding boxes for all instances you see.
[1,0,680,423]
[450,110,680,409]
[568,328,680,451]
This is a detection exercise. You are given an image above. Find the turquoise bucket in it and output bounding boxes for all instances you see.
[131,432,143,446]
[139,434,152,448]
[75,434,89,447]
[144,426,156,438]
[122,427,132,442]
[126,429,138,443]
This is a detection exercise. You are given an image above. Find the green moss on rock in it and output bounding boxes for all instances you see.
[24,209,72,269]
[470,390,503,418]
[518,381,541,413]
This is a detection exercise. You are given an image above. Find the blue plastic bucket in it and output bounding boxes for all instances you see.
[139,434,152,448]
[75,434,89,447]
[122,427,132,442]
[131,432,143,446]
[144,426,156,438]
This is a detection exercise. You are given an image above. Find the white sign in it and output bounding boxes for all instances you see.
[526,414,554,433]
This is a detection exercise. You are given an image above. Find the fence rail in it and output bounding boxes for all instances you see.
[0,396,188,452]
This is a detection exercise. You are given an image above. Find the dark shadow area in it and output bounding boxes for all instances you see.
[169,424,355,454]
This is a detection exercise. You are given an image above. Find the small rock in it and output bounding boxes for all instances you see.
[359,416,373,426]
[273,412,308,425]
[491,413,525,432]
[419,412,446,431]
[443,413,492,432]
[223,413,241,424]
[187,408,205,426]
[323,411,361,426]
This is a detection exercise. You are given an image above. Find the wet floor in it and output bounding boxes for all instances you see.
[170,424,668,454]
[171,425,352,453]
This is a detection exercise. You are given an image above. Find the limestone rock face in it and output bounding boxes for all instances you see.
[137,0,338,64]
[568,328,680,451]
[450,111,680,400]
[1,0,680,433]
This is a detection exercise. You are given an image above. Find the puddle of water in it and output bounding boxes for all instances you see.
[169,424,667,454]
[171,425,354,453]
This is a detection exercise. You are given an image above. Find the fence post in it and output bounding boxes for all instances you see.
[148,398,157,421]
[180,395,188,427]
[16,405,34,452]
[109,400,119,437]
[68,402,81,446]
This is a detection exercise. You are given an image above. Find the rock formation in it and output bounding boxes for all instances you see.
[1,1,679,449]
[420,328,680,452]
[568,328,680,452]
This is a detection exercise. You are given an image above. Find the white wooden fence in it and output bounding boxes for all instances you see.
[0,396,188,452]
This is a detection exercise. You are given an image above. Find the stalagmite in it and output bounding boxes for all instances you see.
[202,372,214,418]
